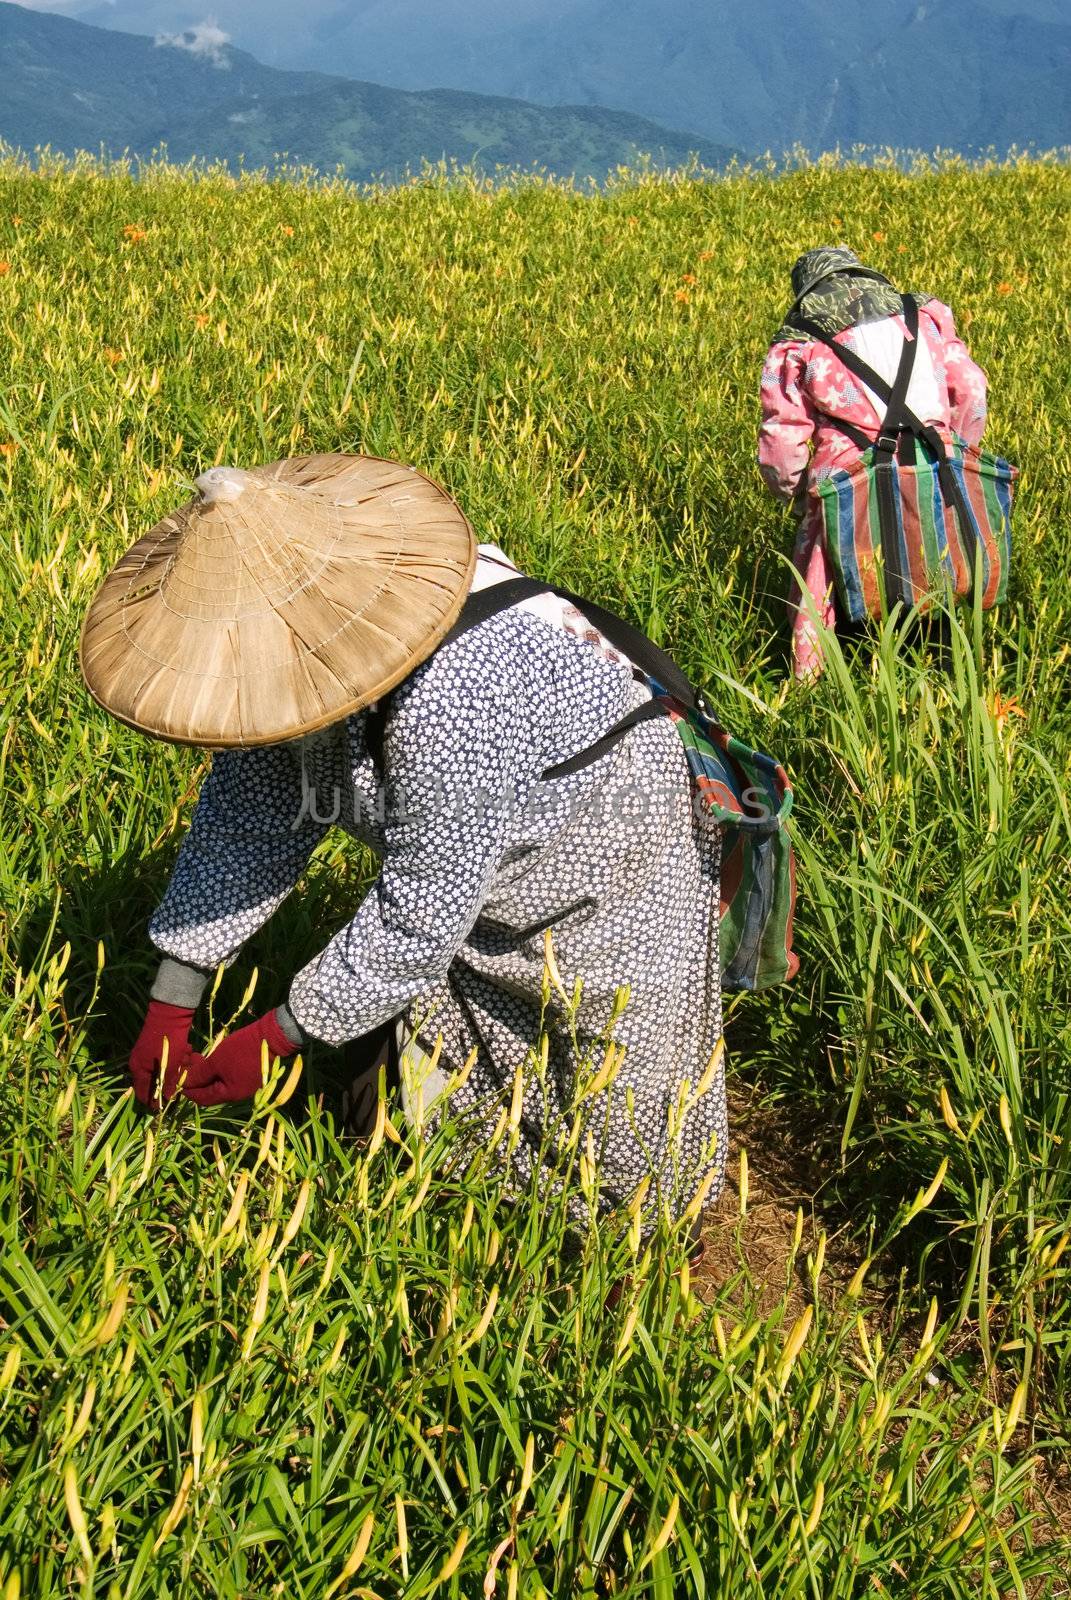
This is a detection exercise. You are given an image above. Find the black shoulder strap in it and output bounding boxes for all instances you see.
[440,576,708,783]
[445,576,702,712]
[814,412,873,455]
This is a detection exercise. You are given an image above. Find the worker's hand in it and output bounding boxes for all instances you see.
[182,1009,298,1107]
[128,1000,205,1107]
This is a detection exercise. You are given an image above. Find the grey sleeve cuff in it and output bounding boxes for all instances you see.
[150,957,214,1009]
[275,1002,307,1049]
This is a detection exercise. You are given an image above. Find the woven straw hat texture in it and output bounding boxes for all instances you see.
[80,453,476,747]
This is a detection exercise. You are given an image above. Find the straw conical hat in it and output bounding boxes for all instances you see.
[80,453,477,747]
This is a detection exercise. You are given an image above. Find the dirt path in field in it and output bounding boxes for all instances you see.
[695,1080,863,1318]
[699,1082,1071,1585]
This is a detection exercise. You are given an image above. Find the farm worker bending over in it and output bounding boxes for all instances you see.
[758,246,989,679]
[80,454,728,1228]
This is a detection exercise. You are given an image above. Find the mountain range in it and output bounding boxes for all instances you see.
[13,0,1071,155]
[0,1,735,183]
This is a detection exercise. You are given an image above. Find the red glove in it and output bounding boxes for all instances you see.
[129,1000,204,1106]
[182,1010,298,1107]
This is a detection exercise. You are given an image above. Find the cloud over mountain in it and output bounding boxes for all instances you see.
[154,19,231,68]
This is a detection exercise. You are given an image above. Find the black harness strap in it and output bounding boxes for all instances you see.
[822,295,918,609]
[819,412,873,455]
[541,698,667,780]
[796,295,920,448]
[795,296,978,596]
[364,698,387,771]
[878,295,922,450]
[444,576,711,781]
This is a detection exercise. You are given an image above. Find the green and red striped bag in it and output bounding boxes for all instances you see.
[658,696,797,991]
[812,432,1016,623]
[799,298,1017,623]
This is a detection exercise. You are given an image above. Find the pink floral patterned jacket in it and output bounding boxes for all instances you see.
[757,300,988,678]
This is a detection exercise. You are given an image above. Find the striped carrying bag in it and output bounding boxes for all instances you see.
[655,698,796,990]
[799,296,1017,623]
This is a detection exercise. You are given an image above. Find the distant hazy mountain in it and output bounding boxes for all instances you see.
[17,0,1071,153]
[0,2,735,182]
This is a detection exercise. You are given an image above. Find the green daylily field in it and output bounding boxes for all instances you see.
[1,151,1069,1597]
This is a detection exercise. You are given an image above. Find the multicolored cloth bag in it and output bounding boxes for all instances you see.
[798,296,1017,623]
[447,577,798,993]
[657,695,797,990]
[811,433,1016,622]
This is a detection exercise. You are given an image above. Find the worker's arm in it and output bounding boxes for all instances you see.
[286,626,547,1048]
[147,741,329,998]
[757,340,819,505]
